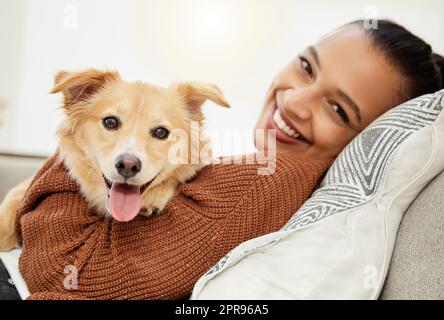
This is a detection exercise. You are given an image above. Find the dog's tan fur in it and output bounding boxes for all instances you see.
[0,69,229,251]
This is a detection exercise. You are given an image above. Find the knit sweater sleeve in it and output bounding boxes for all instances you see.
[15,153,77,243]
[172,153,332,258]
[176,153,331,217]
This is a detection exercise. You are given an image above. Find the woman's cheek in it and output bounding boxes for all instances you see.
[316,125,347,154]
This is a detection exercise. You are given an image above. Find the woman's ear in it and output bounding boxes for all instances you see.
[51,69,121,109]
[172,82,230,111]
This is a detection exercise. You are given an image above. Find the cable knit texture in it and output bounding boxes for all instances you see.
[15,153,331,300]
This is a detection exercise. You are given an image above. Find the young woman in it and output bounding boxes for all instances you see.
[0,19,443,300]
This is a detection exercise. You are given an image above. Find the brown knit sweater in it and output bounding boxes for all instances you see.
[15,153,331,300]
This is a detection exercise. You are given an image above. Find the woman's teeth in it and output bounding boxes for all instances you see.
[273,110,301,139]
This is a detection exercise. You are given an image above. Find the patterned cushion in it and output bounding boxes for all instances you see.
[191,89,444,299]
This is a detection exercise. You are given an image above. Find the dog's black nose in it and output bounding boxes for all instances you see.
[115,154,142,179]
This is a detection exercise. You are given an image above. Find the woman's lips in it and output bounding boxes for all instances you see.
[265,102,311,146]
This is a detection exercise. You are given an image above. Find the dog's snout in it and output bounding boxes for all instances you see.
[115,154,142,179]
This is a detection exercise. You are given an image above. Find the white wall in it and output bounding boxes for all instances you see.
[0,0,443,156]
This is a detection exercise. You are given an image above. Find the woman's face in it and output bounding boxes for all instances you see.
[255,24,403,160]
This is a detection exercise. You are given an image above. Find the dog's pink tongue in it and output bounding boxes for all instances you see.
[109,182,141,222]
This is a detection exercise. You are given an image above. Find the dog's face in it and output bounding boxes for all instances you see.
[52,69,229,221]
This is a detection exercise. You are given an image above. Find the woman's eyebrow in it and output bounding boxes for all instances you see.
[336,89,362,124]
[308,46,321,68]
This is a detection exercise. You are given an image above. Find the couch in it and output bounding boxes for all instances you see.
[0,152,442,299]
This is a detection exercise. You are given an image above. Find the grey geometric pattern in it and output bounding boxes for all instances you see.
[204,90,444,277]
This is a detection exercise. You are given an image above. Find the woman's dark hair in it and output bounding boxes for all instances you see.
[349,19,444,103]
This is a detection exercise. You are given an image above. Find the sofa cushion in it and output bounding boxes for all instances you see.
[0,153,46,202]
[379,170,444,299]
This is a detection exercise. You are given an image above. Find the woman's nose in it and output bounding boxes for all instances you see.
[281,87,317,121]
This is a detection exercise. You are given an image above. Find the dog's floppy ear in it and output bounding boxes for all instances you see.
[173,82,230,111]
[51,69,121,108]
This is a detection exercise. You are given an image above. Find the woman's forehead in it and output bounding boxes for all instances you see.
[317,23,366,44]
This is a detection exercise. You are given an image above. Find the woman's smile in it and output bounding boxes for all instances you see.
[265,99,312,146]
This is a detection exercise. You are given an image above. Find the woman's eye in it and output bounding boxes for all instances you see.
[102,116,120,130]
[299,56,313,76]
[330,103,349,124]
[151,126,170,140]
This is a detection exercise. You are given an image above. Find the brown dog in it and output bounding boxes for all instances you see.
[0,69,229,250]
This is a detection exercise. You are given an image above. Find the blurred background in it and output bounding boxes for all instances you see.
[0,0,443,157]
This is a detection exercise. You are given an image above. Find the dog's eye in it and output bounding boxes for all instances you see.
[151,126,169,140]
[102,117,120,130]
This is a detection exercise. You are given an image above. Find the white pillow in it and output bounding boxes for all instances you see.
[191,89,444,300]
